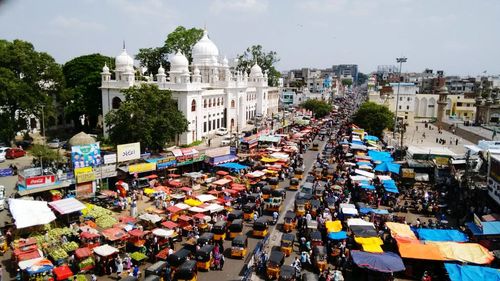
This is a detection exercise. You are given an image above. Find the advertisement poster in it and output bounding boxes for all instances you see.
[76,182,94,198]
[71,143,101,168]
[26,175,56,189]
[117,142,141,162]
[104,154,117,164]
[128,163,156,174]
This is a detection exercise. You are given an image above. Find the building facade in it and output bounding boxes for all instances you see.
[101,30,279,145]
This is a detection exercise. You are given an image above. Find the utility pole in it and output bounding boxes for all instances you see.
[41,104,46,143]
[393,57,407,141]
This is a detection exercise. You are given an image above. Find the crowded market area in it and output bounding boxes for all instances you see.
[2,94,500,281]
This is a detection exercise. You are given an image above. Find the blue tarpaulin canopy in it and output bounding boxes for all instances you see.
[382,179,399,194]
[466,221,500,236]
[359,184,375,190]
[217,162,249,171]
[359,207,390,215]
[357,162,373,167]
[444,263,500,281]
[364,135,380,141]
[374,162,401,174]
[352,140,364,146]
[416,228,469,242]
[328,231,348,240]
[351,251,405,273]
[368,150,393,162]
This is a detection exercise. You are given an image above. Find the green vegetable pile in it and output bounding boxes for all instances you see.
[130,251,147,261]
[62,241,79,252]
[49,247,68,260]
[78,257,95,270]
[95,216,117,229]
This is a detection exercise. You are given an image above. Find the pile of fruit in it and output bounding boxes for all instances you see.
[62,241,79,252]
[82,204,117,229]
[49,247,68,261]
[78,257,95,270]
[95,216,117,229]
[130,251,147,261]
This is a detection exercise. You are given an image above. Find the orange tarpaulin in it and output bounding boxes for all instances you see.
[386,222,418,241]
[434,242,494,264]
[397,241,449,261]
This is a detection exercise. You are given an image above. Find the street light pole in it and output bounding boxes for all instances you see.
[393,57,407,141]
[40,104,46,142]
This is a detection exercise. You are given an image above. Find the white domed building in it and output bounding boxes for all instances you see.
[101,30,280,145]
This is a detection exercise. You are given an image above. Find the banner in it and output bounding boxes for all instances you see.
[22,167,42,178]
[156,156,177,169]
[177,153,205,166]
[117,142,141,162]
[76,182,94,198]
[94,165,117,179]
[104,154,117,164]
[129,162,156,174]
[74,166,93,176]
[0,168,13,177]
[205,146,231,158]
[76,170,96,183]
[71,143,101,168]
[25,175,56,189]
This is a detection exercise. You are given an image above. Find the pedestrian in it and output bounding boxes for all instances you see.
[116,256,123,279]
[132,264,140,278]
[164,265,171,281]
[91,274,97,281]
[220,253,225,270]
[130,199,137,217]
[455,138,459,145]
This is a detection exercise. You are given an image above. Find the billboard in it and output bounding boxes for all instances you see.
[117,142,141,162]
[25,175,56,189]
[71,143,101,168]
[104,154,117,164]
[129,163,156,174]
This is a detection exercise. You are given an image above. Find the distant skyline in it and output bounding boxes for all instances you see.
[1,0,499,76]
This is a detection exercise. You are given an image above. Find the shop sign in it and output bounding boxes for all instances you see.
[26,175,56,189]
[71,143,101,168]
[104,154,117,164]
[157,156,177,169]
[177,153,205,166]
[205,146,230,158]
[22,167,42,178]
[94,164,117,179]
[434,157,449,166]
[117,142,141,162]
[129,162,156,174]
[401,168,415,179]
[75,166,93,176]
[76,182,94,198]
[76,169,96,184]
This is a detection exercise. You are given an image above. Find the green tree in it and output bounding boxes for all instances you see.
[62,54,114,130]
[236,45,281,87]
[357,72,368,85]
[31,144,63,166]
[353,102,394,137]
[105,84,188,151]
[289,80,305,88]
[341,79,353,87]
[136,26,204,75]
[0,39,64,144]
[300,99,332,119]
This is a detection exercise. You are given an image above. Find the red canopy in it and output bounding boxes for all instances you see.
[216,171,229,176]
[53,265,73,281]
[75,247,92,259]
[168,174,180,178]
[207,190,221,195]
[178,215,192,222]
[224,189,238,195]
[193,213,206,220]
[167,206,182,214]
[80,232,100,239]
[154,186,171,194]
[146,174,158,179]
[231,185,246,192]
[168,180,182,187]
[161,221,178,229]
[16,248,41,261]
[180,187,192,192]
[119,216,136,224]
[101,228,128,241]
[128,228,146,237]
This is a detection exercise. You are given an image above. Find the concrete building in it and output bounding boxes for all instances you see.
[101,30,279,145]
[332,64,358,84]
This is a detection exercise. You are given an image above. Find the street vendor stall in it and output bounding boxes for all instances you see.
[9,199,56,229]
[75,247,94,272]
[93,244,119,275]
[53,264,73,281]
[19,258,54,281]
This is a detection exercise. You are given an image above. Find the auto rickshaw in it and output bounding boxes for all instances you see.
[197,232,214,247]
[265,197,283,213]
[313,168,323,180]
[280,233,295,257]
[246,193,260,204]
[243,203,256,221]
[283,211,297,232]
[168,248,192,271]
[212,221,227,241]
[267,250,285,280]
[279,265,296,281]
[195,244,214,271]
[260,185,271,199]
[252,217,269,238]
[326,168,335,181]
[145,261,168,277]
[310,230,323,247]
[289,178,299,191]
[325,197,336,213]
[309,200,320,218]
[311,142,320,151]
[228,219,243,239]
[231,235,248,258]
[269,177,279,190]
[313,186,324,199]
[174,260,197,281]
[227,210,243,226]
[312,245,327,273]
[295,199,306,217]
[294,168,304,180]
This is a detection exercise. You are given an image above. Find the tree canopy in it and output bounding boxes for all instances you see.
[300,99,332,119]
[62,54,114,130]
[0,39,63,144]
[236,45,280,87]
[105,84,188,151]
[341,78,353,87]
[353,102,394,137]
[136,26,204,75]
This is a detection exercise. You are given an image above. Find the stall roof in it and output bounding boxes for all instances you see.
[174,203,190,210]
[351,251,405,273]
[466,221,500,236]
[397,242,449,261]
[436,242,494,264]
[138,213,162,224]
[444,263,500,281]
[196,194,217,203]
[385,222,418,241]
[93,244,119,257]
[416,228,468,242]
[259,135,281,143]
[101,228,128,241]
[217,162,249,171]
[213,178,231,186]
[406,159,435,168]
[355,169,375,179]
[9,199,56,229]
[48,198,85,215]
[347,218,375,227]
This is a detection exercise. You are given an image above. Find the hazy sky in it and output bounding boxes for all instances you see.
[1,0,499,75]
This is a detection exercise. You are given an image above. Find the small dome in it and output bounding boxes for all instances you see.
[222,56,229,67]
[192,30,219,65]
[170,51,189,72]
[158,65,165,75]
[102,63,110,73]
[193,67,200,75]
[124,64,134,74]
[250,63,263,77]
[115,48,134,71]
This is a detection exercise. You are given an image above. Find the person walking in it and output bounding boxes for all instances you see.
[219,253,225,270]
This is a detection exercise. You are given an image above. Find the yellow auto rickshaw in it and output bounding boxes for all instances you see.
[312,141,320,151]
[243,203,256,221]
[195,244,214,271]
[0,235,7,255]
[252,217,269,238]
[289,178,299,191]
[269,177,279,190]
[280,233,295,257]
[326,168,334,181]
[283,211,297,233]
[313,168,323,180]
[231,235,248,258]
[295,199,306,217]
[313,245,328,273]
[266,250,285,280]
[174,260,198,281]
[212,221,227,241]
[262,186,272,200]
[228,219,243,239]
[294,168,304,180]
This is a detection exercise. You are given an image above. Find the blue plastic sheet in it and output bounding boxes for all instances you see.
[374,162,401,174]
[364,135,379,141]
[382,180,399,194]
[351,251,405,273]
[466,221,500,236]
[416,228,469,242]
[368,150,393,162]
[328,231,348,240]
[352,140,364,145]
[444,263,500,281]
[360,184,375,190]
[217,162,249,171]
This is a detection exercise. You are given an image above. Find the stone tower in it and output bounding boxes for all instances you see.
[436,75,448,122]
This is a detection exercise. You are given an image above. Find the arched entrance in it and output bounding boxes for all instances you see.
[231,118,235,131]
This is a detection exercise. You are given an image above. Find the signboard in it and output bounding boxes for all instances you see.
[104,154,117,164]
[157,156,177,169]
[490,156,500,183]
[94,165,117,179]
[74,167,93,176]
[177,153,205,167]
[26,175,56,189]
[0,168,13,177]
[76,170,96,183]
[205,146,231,158]
[474,213,483,230]
[22,167,42,178]
[129,163,156,174]
[434,157,449,166]
[71,143,101,168]
[76,182,94,198]
[117,142,141,162]
[401,168,415,179]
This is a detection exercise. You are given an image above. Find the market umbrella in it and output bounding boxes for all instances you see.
[351,250,405,273]
[68,131,96,147]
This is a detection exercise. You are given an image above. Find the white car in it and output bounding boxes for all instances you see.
[215,128,228,136]
[47,138,61,149]
[221,136,232,146]
[0,147,8,163]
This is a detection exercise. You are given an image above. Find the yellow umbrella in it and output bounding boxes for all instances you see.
[184,198,202,207]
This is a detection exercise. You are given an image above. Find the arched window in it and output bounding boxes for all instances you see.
[231,100,235,108]
[217,98,220,106]
[209,99,212,107]
[204,99,207,108]
[221,98,224,106]
[112,97,122,109]
[191,100,196,112]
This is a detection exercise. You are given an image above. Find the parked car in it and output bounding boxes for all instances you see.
[15,140,32,150]
[216,127,228,136]
[221,136,232,146]
[0,147,9,163]
[247,119,255,125]
[47,138,61,149]
[6,148,26,159]
[0,185,5,211]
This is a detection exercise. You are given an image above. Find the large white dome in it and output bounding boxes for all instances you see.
[169,50,189,72]
[192,30,219,65]
[250,63,263,77]
[115,49,134,71]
